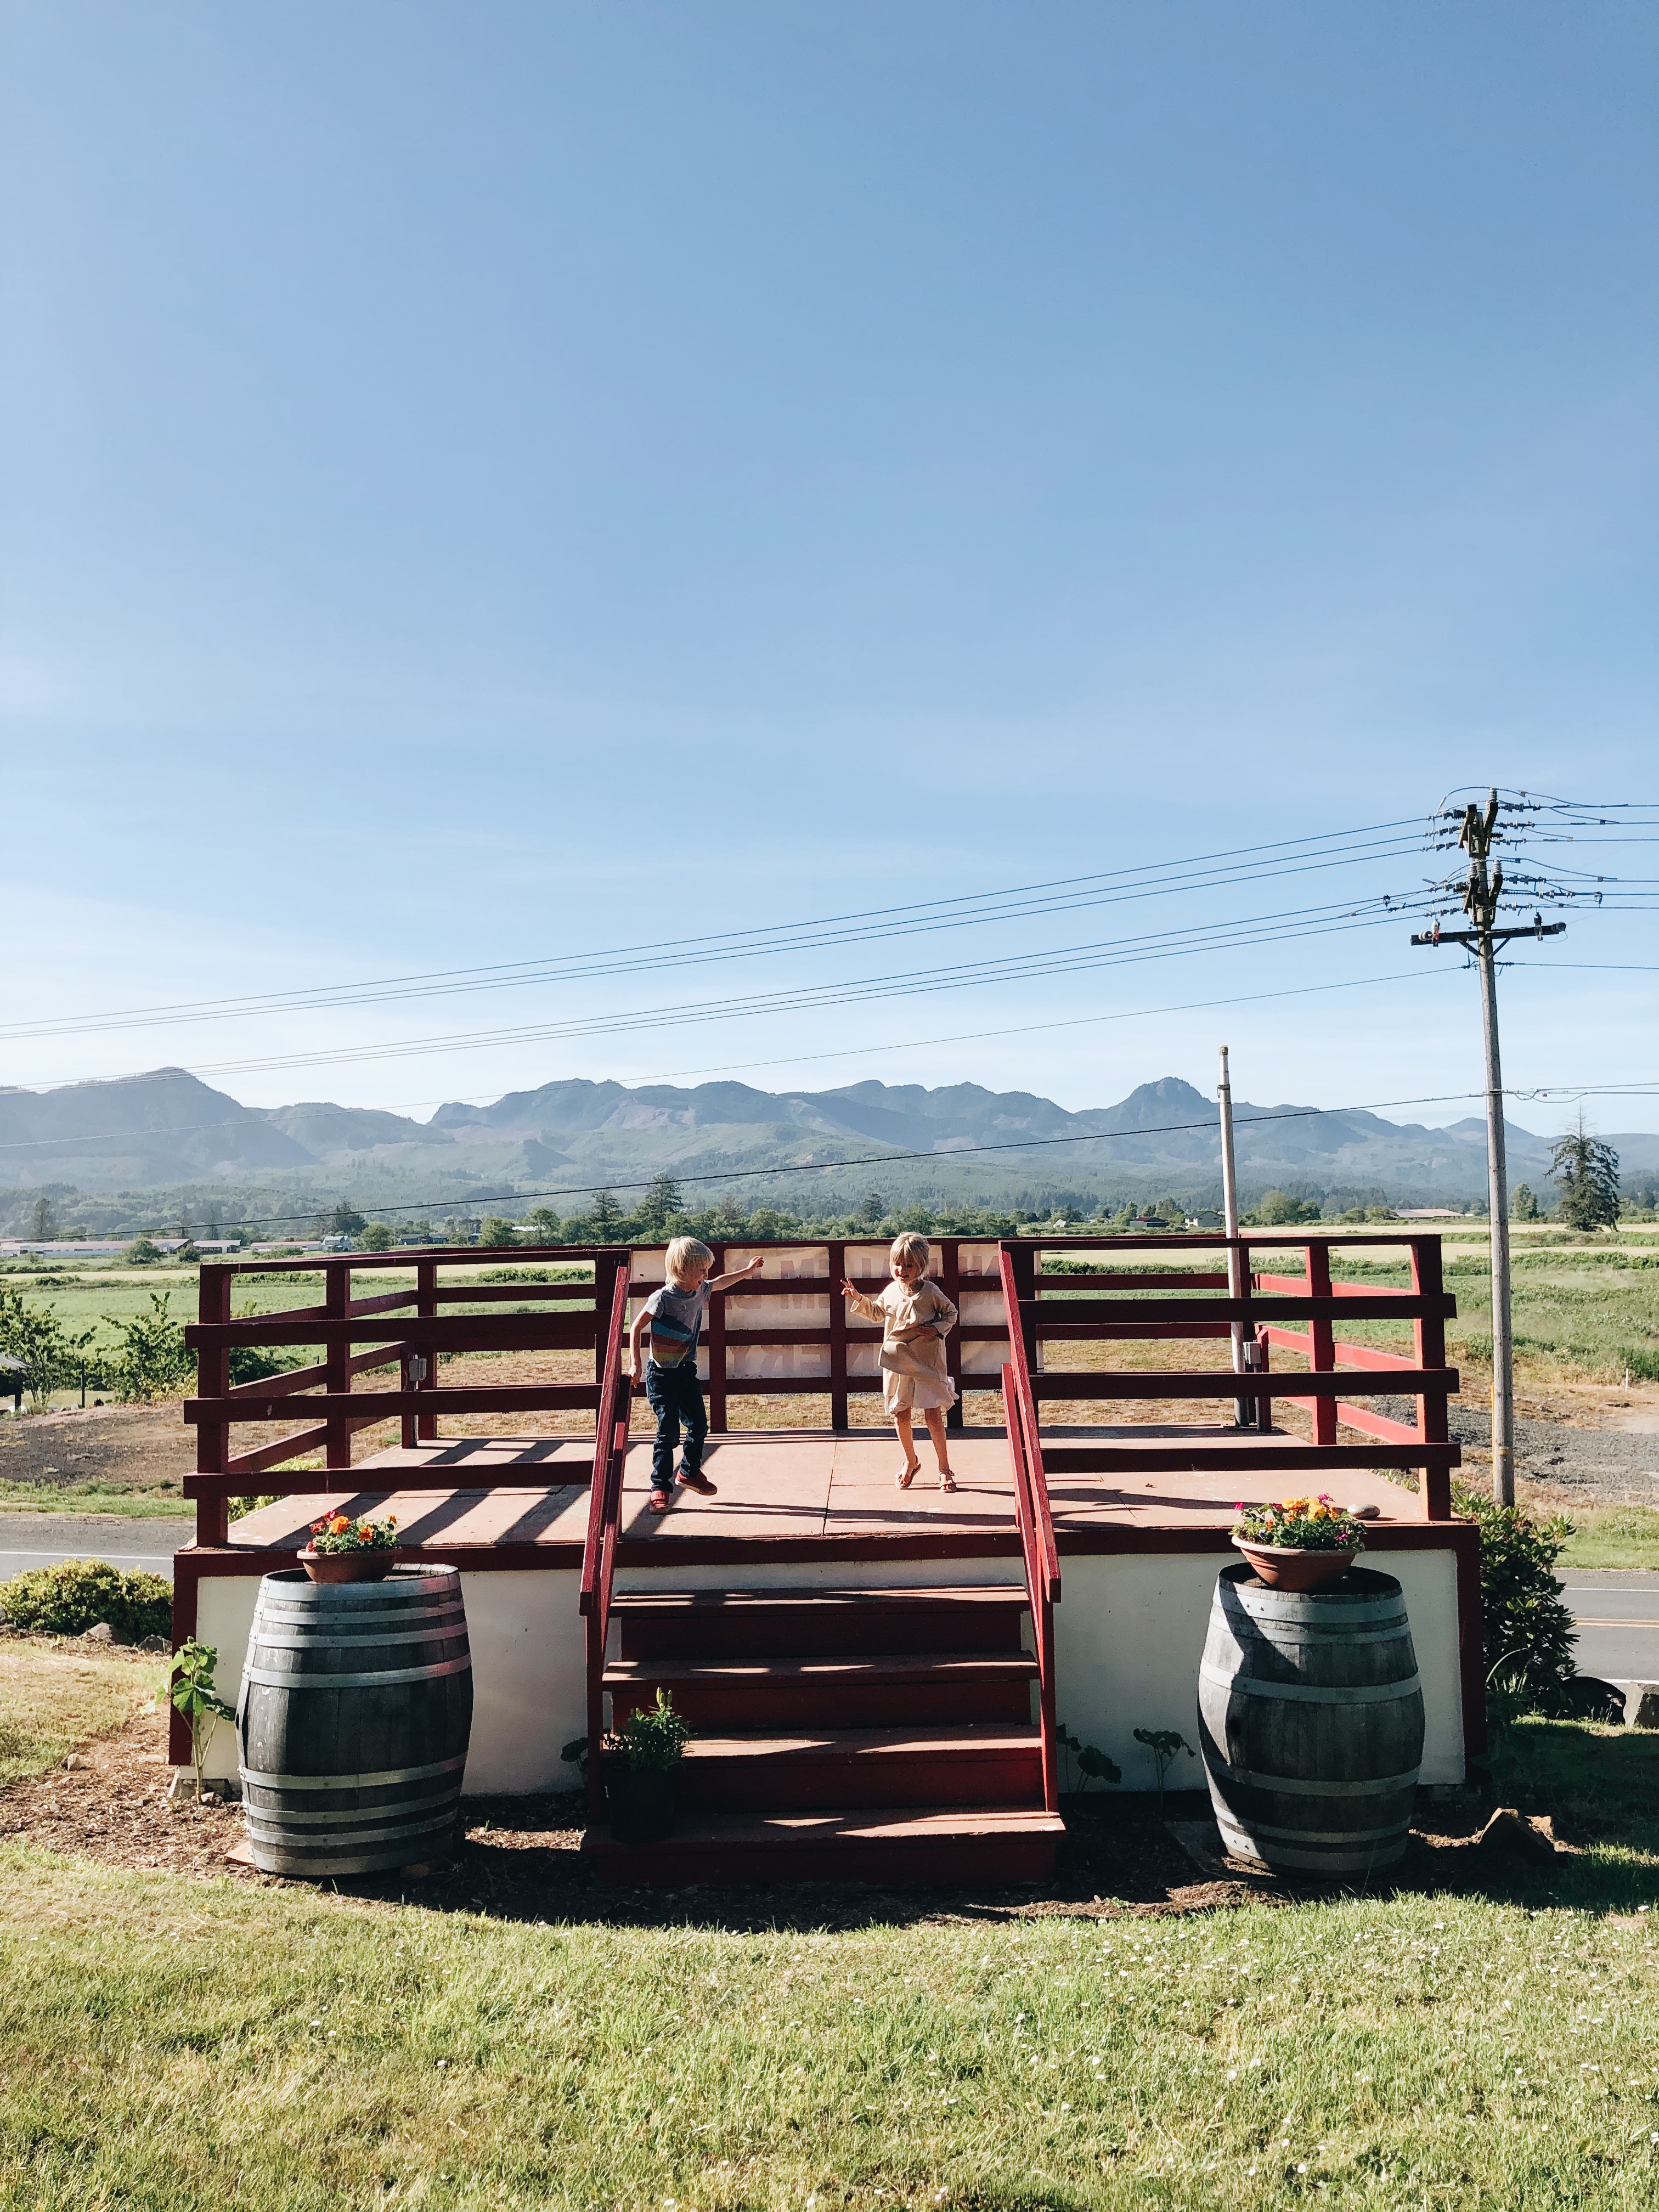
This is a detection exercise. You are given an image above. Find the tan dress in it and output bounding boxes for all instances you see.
[846,1278,958,1414]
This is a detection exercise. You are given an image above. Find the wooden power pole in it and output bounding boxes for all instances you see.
[1412,791,1564,1504]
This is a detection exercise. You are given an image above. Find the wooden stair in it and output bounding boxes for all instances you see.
[583,1585,1063,1885]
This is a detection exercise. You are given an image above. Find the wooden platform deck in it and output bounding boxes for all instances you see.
[217,1427,1422,1565]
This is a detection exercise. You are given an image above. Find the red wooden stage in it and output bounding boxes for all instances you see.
[175,1233,1477,1884]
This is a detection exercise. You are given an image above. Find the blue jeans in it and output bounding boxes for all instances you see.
[645,1360,707,1491]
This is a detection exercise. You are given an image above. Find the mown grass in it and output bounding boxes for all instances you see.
[0,1480,191,1518]
[3,1847,1659,2211]
[0,1645,159,1786]
[1561,1508,1659,1573]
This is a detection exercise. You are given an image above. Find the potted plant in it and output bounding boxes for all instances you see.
[1231,1494,1365,1591]
[299,1510,399,1583]
[603,1688,690,1845]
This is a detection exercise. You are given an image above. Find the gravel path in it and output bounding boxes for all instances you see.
[1373,1398,1659,1506]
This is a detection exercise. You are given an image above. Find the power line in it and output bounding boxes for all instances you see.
[0,818,1431,1043]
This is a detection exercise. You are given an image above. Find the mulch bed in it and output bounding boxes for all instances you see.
[3,1702,1517,1931]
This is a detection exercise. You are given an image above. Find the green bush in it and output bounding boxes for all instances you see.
[0,1558,173,1642]
[227,1345,304,1385]
[107,1291,193,1402]
[1454,1483,1577,1713]
[1621,1346,1659,1384]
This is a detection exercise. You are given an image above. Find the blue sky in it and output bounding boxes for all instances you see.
[2,2,1655,1135]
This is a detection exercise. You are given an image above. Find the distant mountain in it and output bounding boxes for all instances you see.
[4,1065,1657,1211]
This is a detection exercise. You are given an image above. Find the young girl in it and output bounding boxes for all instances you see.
[840,1232,959,1491]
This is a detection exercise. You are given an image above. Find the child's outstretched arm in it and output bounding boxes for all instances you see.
[706,1256,766,1293]
[627,1303,651,1385]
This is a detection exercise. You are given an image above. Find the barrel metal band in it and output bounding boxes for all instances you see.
[250,1624,467,1652]
[242,1656,474,1689]
[255,1604,466,1630]
[1222,1814,1410,1847]
[1201,1661,1421,1705]
[241,1785,464,1827]
[1224,1623,1412,1650]
[244,1808,461,1851]
[1204,1755,1421,1798]
[1227,1598,1409,1630]
[238,1754,468,1791]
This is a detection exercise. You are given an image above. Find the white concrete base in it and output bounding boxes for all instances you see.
[1055,1549,1465,1789]
[188,1544,1465,1792]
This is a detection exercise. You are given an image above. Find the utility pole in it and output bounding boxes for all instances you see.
[1217,1045,1250,1428]
[1412,790,1565,1504]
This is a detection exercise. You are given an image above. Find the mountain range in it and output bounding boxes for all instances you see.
[4,1066,1656,1223]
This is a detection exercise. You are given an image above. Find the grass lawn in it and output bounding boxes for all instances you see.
[1,1693,1658,2209]
[1561,1508,1659,1573]
[0,1644,160,1787]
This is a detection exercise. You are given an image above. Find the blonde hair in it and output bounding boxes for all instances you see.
[889,1232,931,1276]
[664,1234,714,1283]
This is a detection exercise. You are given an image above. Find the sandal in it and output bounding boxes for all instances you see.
[895,1463,921,1489]
[939,1470,957,1493]
[648,1489,672,1513]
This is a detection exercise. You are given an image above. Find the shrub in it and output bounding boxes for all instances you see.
[0,1557,173,1641]
[357,1222,396,1252]
[107,1291,193,1402]
[121,1236,164,1265]
[0,1285,70,1410]
[228,1345,304,1385]
[478,1217,520,1248]
[1454,1483,1577,1713]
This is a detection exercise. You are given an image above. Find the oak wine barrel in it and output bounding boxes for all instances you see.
[237,1566,473,1878]
[1197,1562,1424,1876]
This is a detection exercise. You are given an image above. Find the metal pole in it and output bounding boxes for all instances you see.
[1477,910,1515,1505]
[1218,1045,1248,1425]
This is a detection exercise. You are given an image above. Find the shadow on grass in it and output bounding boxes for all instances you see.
[279,1728,1659,1929]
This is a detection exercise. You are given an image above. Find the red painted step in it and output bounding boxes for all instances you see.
[612,1585,1028,1661]
[605,1652,1037,1730]
[676,1725,1042,1812]
[582,1807,1064,1887]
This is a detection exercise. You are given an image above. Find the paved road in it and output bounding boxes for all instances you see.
[0,1514,193,1584]
[1562,1572,1659,1685]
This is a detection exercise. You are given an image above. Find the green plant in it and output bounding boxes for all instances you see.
[1232,1494,1365,1551]
[227,1345,303,1385]
[227,1494,281,1522]
[560,1736,590,1782]
[478,1216,520,1248]
[107,1291,192,1402]
[1453,1482,1577,1713]
[0,1556,173,1641]
[306,1511,398,1554]
[1056,1722,1121,1793]
[0,1284,70,1409]
[167,1638,234,1803]
[120,1235,163,1265]
[605,1688,690,1773]
[358,1221,396,1252]
[1133,1726,1195,1813]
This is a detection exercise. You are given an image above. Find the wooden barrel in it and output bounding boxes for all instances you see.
[237,1566,473,1878]
[1198,1563,1424,1876]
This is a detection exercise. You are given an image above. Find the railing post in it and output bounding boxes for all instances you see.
[1305,1241,1337,1446]
[416,1259,438,1441]
[324,1261,352,1472]
[827,1239,848,1431]
[940,1237,964,1433]
[1005,1239,1038,1376]
[707,1242,728,1432]
[195,1265,230,1548]
[1411,1238,1452,1519]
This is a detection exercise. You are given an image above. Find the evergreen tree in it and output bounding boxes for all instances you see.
[1549,1115,1620,1232]
[635,1174,684,1239]
[589,1189,624,1239]
[1511,1183,1540,1222]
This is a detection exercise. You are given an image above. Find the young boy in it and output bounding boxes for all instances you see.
[629,1237,764,1513]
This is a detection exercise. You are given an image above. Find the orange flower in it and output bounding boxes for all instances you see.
[327,1514,351,1535]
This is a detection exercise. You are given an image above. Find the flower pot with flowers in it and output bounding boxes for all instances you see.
[299,1511,399,1583]
[603,1688,690,1846]
[1231,1496,1365,1591]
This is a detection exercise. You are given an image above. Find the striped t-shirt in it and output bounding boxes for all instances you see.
[643,1280,713,1368]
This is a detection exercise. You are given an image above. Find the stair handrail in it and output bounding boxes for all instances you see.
[999,1244,1060,1812]
[579,1262,634,1822]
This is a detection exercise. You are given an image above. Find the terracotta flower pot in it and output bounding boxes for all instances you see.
[1233,1540,1357,1593]
[298,1548,394,1585]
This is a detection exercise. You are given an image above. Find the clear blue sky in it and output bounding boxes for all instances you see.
[3,2,1655,1134]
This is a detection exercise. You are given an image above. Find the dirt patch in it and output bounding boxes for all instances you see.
[0,1404,195,1497]
[0,1701,1513,1930]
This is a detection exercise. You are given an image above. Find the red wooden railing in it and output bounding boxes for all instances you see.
[998,1247,1061,1814]
[1001,1232,1460,1520]
[578,1265,635,1824]
[182,1246,632,1545]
